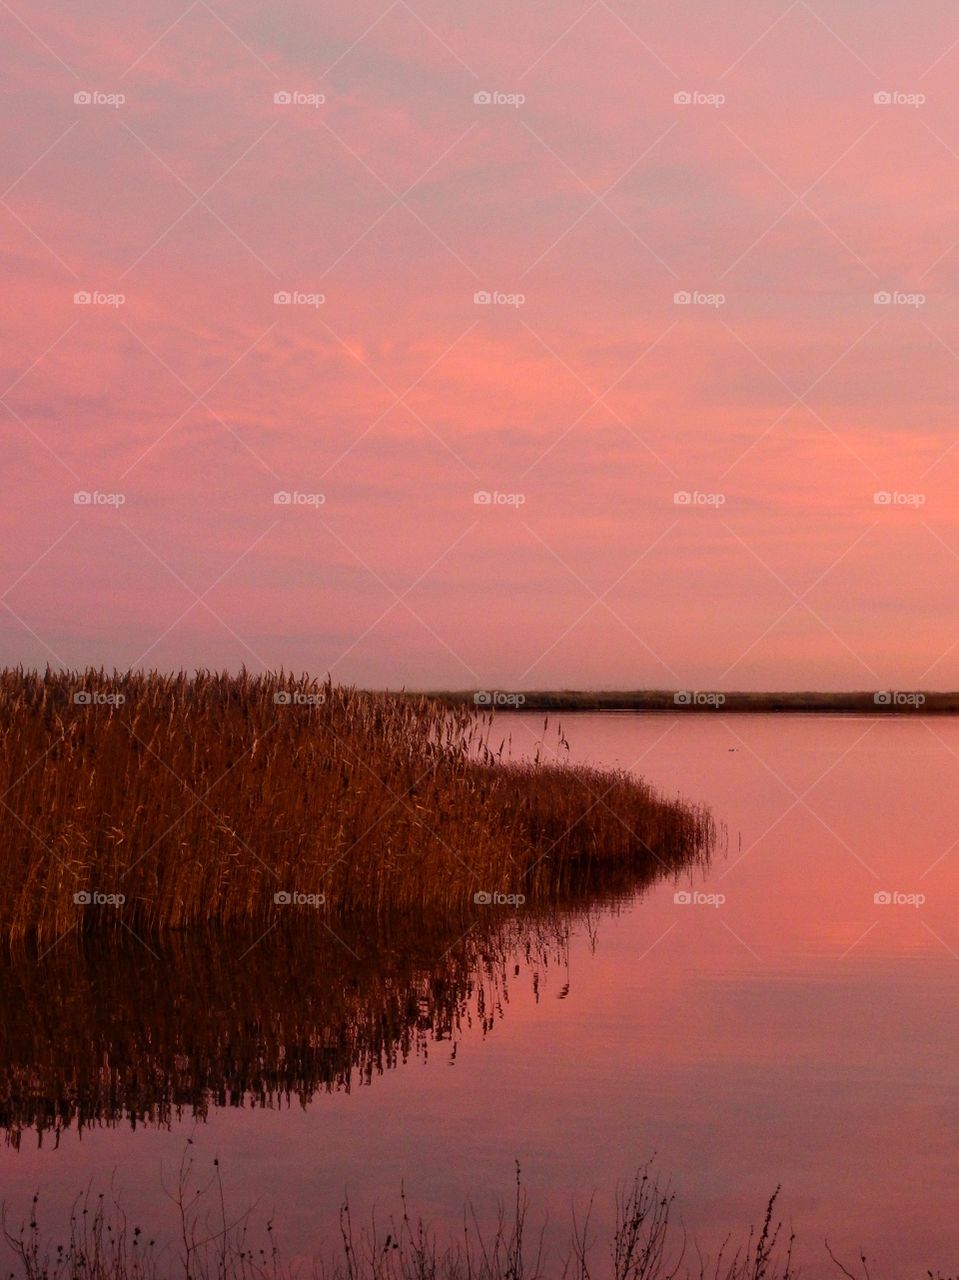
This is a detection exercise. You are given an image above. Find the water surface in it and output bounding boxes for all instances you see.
[2,713,958,1274]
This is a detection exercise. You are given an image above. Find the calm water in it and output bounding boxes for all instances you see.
[2,713,959,1274]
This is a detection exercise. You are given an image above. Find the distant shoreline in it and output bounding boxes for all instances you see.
[421,690,956,713]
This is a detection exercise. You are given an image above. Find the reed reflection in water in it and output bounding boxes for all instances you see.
[0,851,709,1149]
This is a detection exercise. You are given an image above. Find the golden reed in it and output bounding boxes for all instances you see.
[0,669,715,948]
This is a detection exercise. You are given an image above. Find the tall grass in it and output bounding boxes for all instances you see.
[0,669,714,949]
[2,1155,800,1280]
[3,1153,949,1280]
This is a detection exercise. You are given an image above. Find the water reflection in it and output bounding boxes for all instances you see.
[0,857,705,1148]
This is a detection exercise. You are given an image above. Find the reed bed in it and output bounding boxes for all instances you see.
[0,669,714,949]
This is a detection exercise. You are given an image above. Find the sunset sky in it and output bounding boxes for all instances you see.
[4,0,959,689]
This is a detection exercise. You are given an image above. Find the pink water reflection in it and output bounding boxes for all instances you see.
[2,713,958,1273]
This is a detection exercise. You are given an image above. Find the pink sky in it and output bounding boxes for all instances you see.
[4,0,959,689]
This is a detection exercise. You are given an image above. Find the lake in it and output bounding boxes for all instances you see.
[2,712,958,1275]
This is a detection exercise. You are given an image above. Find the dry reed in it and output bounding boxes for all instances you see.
[0,669,714,949]
[1,1154,804,1280]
